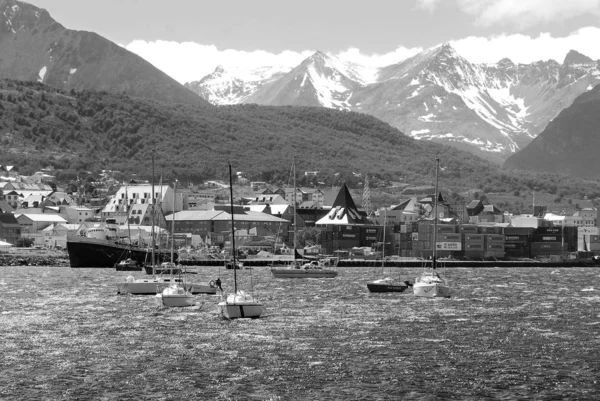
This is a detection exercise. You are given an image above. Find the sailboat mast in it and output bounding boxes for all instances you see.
[171,179,177,263]
[151,153,156,269]
[126,185,131,255]
[382,208,386,272]
[293,158,297,252]
[228,164,237,294]
[433,157,440,270]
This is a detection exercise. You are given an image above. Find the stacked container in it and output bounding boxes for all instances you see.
[504,227,533,258]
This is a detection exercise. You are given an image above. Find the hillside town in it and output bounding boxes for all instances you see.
[1,163,599,261]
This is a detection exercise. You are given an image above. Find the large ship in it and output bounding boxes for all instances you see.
[66,219,175,268]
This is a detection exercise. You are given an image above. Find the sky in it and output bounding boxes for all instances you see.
[25,0,600,84]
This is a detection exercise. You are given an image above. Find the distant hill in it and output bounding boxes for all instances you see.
[504,84,600,179]
[2,79,600,204]
[0,0,207,106]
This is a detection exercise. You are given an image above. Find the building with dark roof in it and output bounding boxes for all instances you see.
[0,213,21,245]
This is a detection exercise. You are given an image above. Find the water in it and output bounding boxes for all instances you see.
[1,266,599,400]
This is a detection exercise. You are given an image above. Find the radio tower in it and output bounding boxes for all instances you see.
[362,174,372,217]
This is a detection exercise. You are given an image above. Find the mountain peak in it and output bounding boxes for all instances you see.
[563,50,594,65]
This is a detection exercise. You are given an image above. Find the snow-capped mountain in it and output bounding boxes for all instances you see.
[186,44,600,162]
[184,65,289,105]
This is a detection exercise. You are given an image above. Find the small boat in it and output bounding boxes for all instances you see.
[272,258,339,278]
[114,257,141,271]
[116,273,218,295]
[367,208,411,292]
[367,277,412,293]
[154,179,196,308]
[218,164,263,319]
[155,283,196,308]
[414,158,452,299]
[413,271,451,298]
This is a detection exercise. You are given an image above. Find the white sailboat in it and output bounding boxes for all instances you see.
[367,208,412,293]
[218,164,263,319]
[413,158,452,298]
[271,159,338,279]
[156,179,197,308]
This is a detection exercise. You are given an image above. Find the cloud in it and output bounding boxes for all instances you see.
[124,40,314,84]
[456,0,600,28]
[416,0,441,11]
[124,40,422,84]
[451,27,600,64]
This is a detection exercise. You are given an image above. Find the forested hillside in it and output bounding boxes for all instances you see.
[1,79,600,203]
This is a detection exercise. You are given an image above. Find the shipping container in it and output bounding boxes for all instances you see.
[438,233,461,241]
[505,249,530,258]
[484,251,505,258]
[436,224,456,233]
[504,235,529,242]
[531,242,562,251]
[535,227,562,235]
[436,242,462,251]
[486,243,504,250]
[458,225,478,233]
[333,232,360,240]
[485,235,505,243]
[504,227,535,235]
[464,243,484,250]
[532,234,562,242]
[590,235,600,243]
[464,234,484,242]
[478,226,503,234]
[464,250,484,259]
[504,242,528,250]
[411,233,419,241]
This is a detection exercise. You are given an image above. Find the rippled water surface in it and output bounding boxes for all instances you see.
[1,266,599,400]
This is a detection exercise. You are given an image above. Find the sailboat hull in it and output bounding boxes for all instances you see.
[218,302,263,319]
[155,293,196,308]
[271,269,338,279]
[367,282,410,293]
[413,282,451,298]
[116,279,217,295]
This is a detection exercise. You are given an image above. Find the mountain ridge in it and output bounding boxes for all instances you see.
[0,0,209,106]
[187,44,600,163]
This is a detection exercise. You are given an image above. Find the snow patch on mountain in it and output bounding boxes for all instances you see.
[38,66,46,82]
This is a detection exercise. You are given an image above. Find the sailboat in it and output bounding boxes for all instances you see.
[155,179,196,308]
[413,158,452,298]
[271,159,338,279]
[367,208,412,293]
[116,157,218,296]
[218,164,263,319]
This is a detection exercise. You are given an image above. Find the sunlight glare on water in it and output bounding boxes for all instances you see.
[0,265,599,400]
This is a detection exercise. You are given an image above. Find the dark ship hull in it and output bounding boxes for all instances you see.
[67,235,176,268]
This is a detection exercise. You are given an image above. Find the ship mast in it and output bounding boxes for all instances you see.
[228,164,237,294]
[433,157,440,270]
[150,152,155,271]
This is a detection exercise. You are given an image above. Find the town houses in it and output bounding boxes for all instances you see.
[1,164,600,260]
